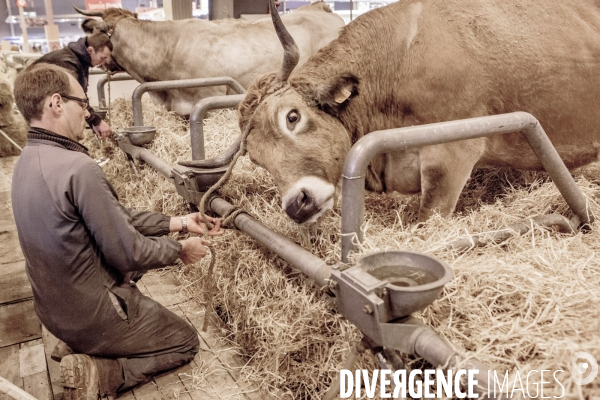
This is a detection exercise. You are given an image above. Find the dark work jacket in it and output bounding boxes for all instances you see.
[32,37,103,127]
[11,128,182,345]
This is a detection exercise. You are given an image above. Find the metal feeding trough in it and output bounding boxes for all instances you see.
[126,126,156,146]
[330,250,453,346]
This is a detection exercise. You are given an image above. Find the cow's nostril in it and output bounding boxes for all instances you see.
[296,190,308,207]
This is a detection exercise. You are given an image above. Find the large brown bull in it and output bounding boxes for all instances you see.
[226,0,600,224]
[74,3,344,116]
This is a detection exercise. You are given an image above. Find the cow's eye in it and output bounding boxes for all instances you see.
[287,110,300,128]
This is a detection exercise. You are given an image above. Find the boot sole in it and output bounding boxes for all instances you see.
[60,354,100,400]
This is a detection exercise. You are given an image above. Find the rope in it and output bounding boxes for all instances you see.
[0,127,23,152]
[198,122,252,228]
[201,245,216,332]
[197,122,252,331]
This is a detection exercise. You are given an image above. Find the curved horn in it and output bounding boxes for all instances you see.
[178,135,241,168]
[269,0,300,81]
[73,5,103,17]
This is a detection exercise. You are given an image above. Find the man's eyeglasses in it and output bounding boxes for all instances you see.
[60,94,89,109]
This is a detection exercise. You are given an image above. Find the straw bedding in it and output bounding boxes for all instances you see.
[84,96,600,399]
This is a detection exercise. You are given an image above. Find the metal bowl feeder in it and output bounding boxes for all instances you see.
[356,251,453,319]
[330,250,453,343]
[126,126,156,146]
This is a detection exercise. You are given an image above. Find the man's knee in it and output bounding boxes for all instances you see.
[177,320,200,355]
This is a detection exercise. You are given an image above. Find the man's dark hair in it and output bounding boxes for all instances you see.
[86,32,113,52]
[14,64,72,123]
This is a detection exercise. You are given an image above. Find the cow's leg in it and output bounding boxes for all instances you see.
[417,139,485,221]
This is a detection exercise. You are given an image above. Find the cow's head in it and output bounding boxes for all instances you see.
[74,6,137,33]
[238,0,358,224]
[74,6,136,73]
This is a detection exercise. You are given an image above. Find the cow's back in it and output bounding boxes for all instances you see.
[301,0,600,169]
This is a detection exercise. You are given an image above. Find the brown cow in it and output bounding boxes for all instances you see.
[233,0,600,224]
[75,3,344,116]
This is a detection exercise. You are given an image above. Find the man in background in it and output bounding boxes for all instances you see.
[31,32,113,139]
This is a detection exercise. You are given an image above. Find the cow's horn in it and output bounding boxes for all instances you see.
[177,135,241,168]
[73,5,103,17]
[269,0,299,81]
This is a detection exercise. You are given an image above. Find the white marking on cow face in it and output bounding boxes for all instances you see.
[281,176,335,224]
[277,107,307,138]
[405,2,423,49]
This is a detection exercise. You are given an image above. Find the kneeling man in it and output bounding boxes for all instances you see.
[12,63,223,399]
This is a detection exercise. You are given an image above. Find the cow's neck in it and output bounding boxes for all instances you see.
[295,8,413,144]
[110,19,178,82]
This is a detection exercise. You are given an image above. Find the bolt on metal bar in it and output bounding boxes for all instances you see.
[190,94,245,160]
[96,73,134,107]
[341,112,594,262]
[132,77,246,126]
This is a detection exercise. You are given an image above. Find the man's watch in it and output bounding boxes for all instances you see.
[180,216,188,234]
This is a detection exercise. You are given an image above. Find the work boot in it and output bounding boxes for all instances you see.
[60,354,100,400]
[51,340,74,362]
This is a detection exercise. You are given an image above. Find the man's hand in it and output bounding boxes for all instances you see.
[93,120,112,139]
[179,237,211,265]
[188,213,223,236]
[170,213,223,236]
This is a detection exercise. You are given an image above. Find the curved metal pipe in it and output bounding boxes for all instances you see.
[132,77,246,126]
[341,112,594,262]
[96,73,135,107]
[179,135,241,168]
[187,94,245,161]
[209,196,332,287]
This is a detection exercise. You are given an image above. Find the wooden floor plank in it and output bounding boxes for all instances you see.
[116,390,135,400]
[153,369,193,400]
[0,301,41,348]
[0,261,32,305]
[19,339,46,378]
[0,344,22,400]
[0,157,18,193]
[0,190,15,232]
[179,303,248,381]
[41,326,63,400]
[139,271,184,307]
[173,303,268,400]
[22,371,53,400]
[0,231,24,265]
[132,380,162,400]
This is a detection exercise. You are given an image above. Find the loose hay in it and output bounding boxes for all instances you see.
[85,96,600,399]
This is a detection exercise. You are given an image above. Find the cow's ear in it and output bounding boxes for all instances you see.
[314,73,359,116]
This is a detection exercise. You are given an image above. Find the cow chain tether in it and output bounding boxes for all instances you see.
[197,123,252,332]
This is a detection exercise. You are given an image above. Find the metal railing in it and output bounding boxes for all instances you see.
[132,77,245,127]
[341,112,594,261]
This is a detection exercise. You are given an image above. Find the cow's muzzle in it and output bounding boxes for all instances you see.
[285,190,320,224]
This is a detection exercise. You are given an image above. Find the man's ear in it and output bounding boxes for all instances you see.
[48,93,63,115]
[86,46,95,56]
[313,73,359,116]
